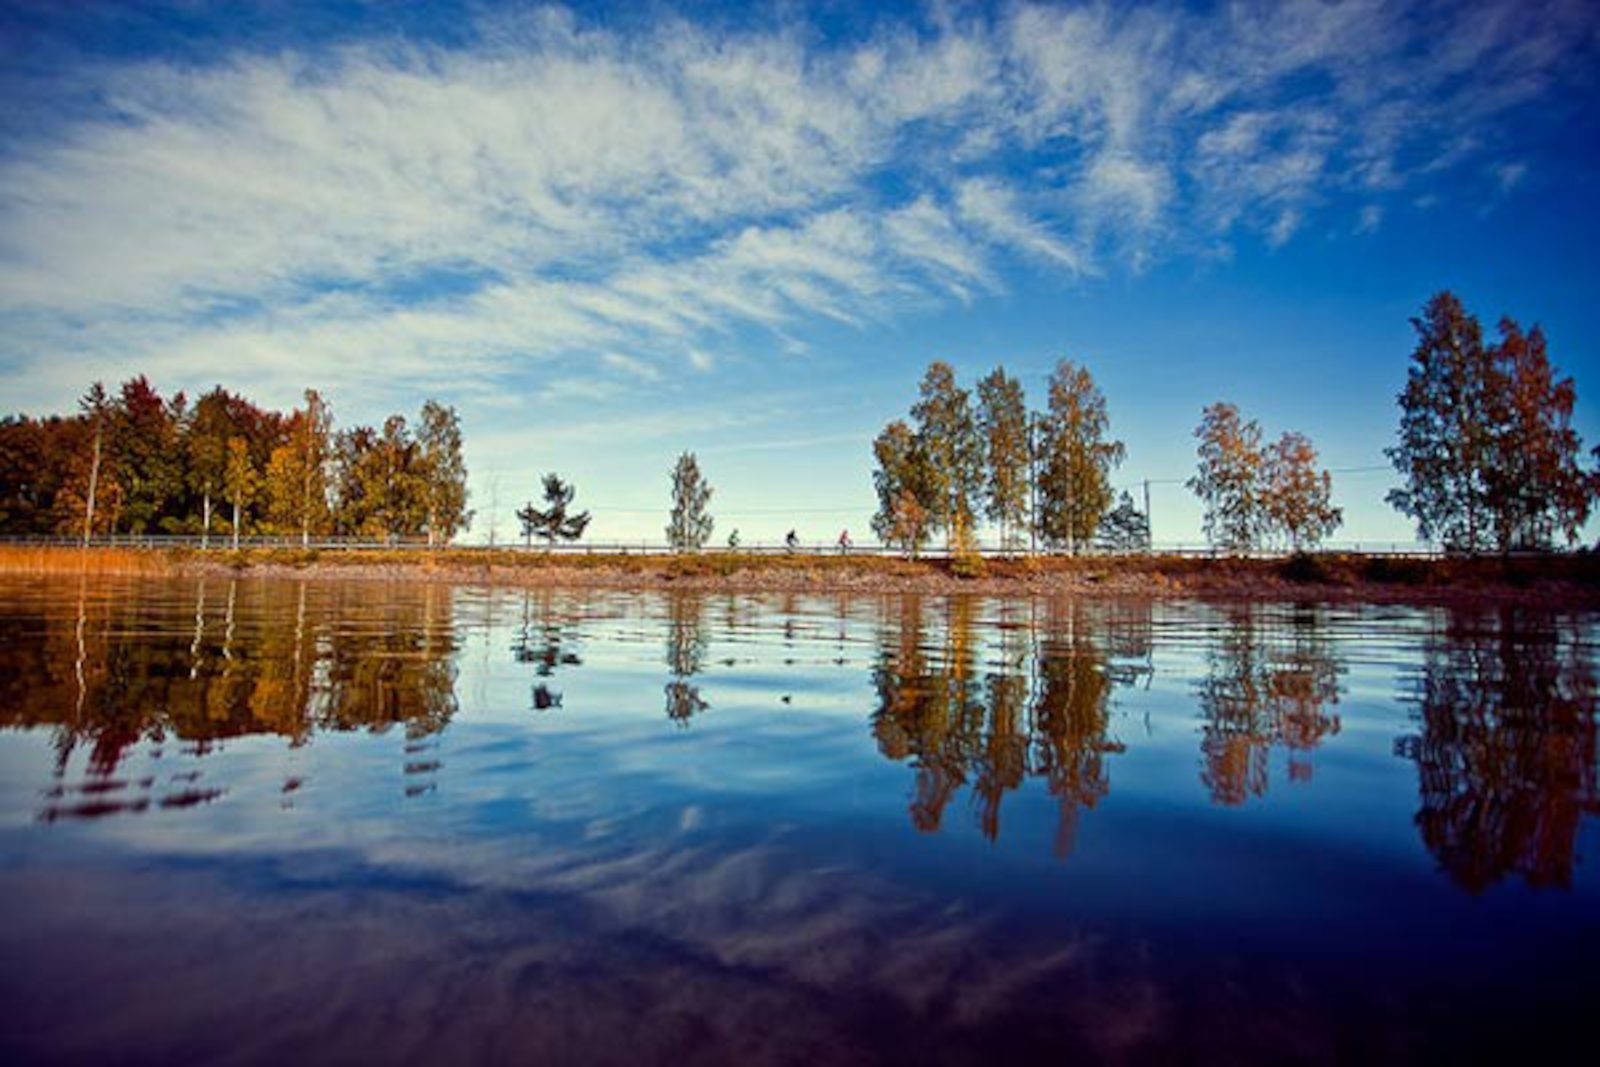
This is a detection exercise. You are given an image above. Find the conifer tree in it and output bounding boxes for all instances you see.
[1096,491,1150,553]
[518,474,592,546]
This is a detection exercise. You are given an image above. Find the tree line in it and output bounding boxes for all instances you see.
[0,378,470,545]
[1387,291,1595,552]
[870,290,1595,555]
[3,292,1591,555]
[870,360,1139,558]
[869,359,1342,556]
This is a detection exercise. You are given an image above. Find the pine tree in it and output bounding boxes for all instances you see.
[517,473,592,546]
[666,452,714,551]
[1095,491,1150,553]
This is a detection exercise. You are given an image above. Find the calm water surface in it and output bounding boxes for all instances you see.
[0,575,1596,1064]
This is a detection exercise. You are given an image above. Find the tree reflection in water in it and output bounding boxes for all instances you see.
[1195,602,1343,805]
[0,579,460,820]
[665,593,709,725]
[1397,606,1600,893]
[511,589,583,712]
[5,581,1597,887]
[871,597,1149,855]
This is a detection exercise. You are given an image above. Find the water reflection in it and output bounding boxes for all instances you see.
[871,598,1145,854]
[1398,606,1600,892]
[665,593,709,725]
[1195,603,1343,805]
[0,577,458,819]
[0,578,1596,893]
[511,589,581,712]
[2,578,1597,1064]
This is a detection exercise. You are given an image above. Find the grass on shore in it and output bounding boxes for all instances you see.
[1,543,1597,592]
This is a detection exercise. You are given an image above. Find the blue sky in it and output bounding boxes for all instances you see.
[2,0,1598,546]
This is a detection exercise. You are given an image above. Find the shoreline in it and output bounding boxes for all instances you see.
[1,545,1597,606]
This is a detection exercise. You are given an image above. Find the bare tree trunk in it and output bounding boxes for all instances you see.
[232,498,241,550]
[82,421,102,548]
[202,492,212,550]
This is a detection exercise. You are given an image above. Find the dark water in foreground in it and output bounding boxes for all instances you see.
[0,576,1596,1065]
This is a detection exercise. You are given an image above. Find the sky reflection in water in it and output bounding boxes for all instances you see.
[0,575,1596,1064]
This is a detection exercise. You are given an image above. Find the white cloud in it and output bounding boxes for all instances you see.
[1494,160,1529,193]
[601,352,661,382]
[0,0,1592,420]
[1267,209,1302,249]
[956,178,1091,276]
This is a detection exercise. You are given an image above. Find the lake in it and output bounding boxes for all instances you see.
[0,575,1596,1064]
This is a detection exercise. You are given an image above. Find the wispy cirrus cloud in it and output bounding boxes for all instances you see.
[0,0,1594,417]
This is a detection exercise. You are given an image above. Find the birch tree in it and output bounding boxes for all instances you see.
[1189,402,1263,553]
[666,452,714,551]
[976,366,1030,550]
[1037,361,1124,553]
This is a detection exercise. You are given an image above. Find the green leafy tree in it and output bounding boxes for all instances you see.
[417,399,470,546]
[1386,292,1500,551]
[374,415,428,541]
[223,436,258,549]
[1189,402,1264,553]
[331,426,378,536]
[1037,360,1125,553]
[111,376,185,534]
[666,451,714,551]
[1261,431,1342,550]
[262,391,333,544]
[186,388,239,547]
[871,419,935,557]
[911,361,982,550]
[331,417,428,541]
[976,366,1030,550]
[517,473,592,546]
